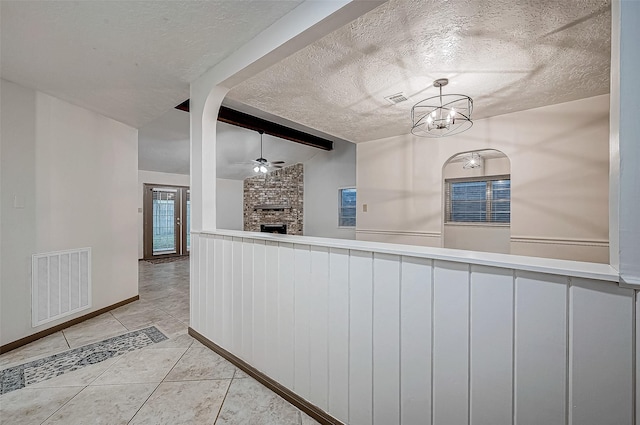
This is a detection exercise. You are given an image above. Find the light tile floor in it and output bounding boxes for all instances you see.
[0,258,319,425]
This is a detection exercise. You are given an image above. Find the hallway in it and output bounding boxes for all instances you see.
[0,258,318,424]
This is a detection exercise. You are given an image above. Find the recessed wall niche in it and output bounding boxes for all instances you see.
[243,163,303,235]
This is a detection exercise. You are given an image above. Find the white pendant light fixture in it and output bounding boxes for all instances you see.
[411,78,473,137]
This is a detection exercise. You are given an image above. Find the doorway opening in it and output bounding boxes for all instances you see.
[442,149,511,254]
[143,184,190,259]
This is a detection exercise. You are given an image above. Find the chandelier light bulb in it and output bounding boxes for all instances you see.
[431,110,436,118]
[450,108,456,116]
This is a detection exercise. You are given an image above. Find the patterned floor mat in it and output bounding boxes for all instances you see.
[0,326,167,395]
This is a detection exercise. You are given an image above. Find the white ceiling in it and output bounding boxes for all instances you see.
[0,0,302,128]
[3,0,612,175]
[227,0,611,142]
[138,109,320,180]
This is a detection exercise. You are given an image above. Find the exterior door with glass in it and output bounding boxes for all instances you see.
[143,185,190,258]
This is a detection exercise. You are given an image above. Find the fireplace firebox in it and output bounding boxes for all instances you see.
[260,224,287,234]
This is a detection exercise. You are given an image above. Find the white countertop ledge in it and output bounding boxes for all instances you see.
[195,230,620,283]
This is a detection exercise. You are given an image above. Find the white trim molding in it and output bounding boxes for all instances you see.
[356,229,442,238]
[195,230,618,283]
[510,236,609,248]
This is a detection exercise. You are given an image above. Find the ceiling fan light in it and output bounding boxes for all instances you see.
[259,165,267,173]
[253,166,260,173]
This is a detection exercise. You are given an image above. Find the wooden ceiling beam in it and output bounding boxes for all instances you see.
[175,100,333,151]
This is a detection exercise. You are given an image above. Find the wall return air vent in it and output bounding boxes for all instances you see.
[32,248,92,327]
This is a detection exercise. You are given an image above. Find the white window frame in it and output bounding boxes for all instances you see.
[338,187,356,228]
[445,175,511,225]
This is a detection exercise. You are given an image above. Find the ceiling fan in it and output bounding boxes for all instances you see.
[251,130,285,174]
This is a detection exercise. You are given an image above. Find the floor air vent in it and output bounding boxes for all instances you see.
[32,248,91,327]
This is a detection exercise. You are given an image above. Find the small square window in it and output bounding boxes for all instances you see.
[339,188,356,227]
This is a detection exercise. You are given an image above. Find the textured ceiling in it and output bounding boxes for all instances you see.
[227,0,611,142]
[0,0,302,128]
[138,109,319,180]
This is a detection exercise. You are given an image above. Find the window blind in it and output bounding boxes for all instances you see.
[445,176,510,224]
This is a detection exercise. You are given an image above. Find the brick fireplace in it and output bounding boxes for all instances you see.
[243,163,303,235]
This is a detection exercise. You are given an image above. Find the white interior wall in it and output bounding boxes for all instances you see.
[443,156,511,254]
[303,138,356,239]
[357,95,610,263]
[1,79,138,345]
[216,178,243,232]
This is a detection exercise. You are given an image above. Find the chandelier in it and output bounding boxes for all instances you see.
[411,78,473,137]
[462,152,482,169]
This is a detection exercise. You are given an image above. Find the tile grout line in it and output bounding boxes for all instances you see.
[125,345,189,424]
[37,384,90,425]
[61,329,71,349]
[126,381,163,425]
[109,311,132,332]
[212,369,237,424]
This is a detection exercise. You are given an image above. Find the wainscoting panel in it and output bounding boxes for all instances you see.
[242,239,254,364]
[278,242,295,390]
[432,261,470,425]
[199,235,208,338]
[348,250,374,425]
[309,246,330,411]
[514,271,567,425]
[400,257,432,424]
[469,265,513,425]
[327,248,350,423]
[222,236,233,349]
[190,231,634,425]
[294,244,312,399]
[252,240,267,372]
[205,236,215,340]
[264,241,280,379]
[569,278,633,425]
[372,253,401,425]
[213,236,225,347]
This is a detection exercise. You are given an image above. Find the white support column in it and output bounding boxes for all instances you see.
[617,0,640,286]
[189,84,228,232]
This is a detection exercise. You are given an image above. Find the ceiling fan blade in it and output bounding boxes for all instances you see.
[270,161,285,164]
